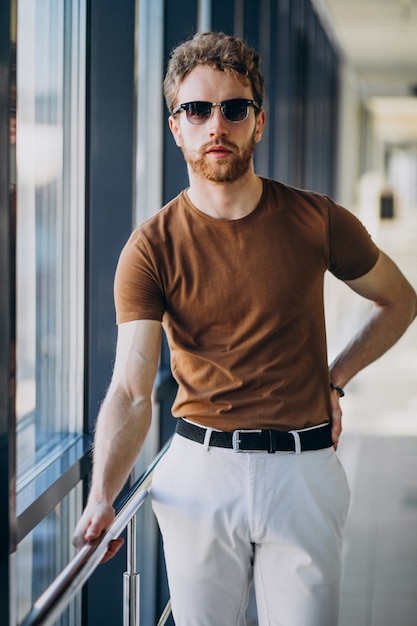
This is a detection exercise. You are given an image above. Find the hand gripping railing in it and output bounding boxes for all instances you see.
[20,438,172,626]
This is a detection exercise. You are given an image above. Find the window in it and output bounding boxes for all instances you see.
[15,485,83,624]
[14,0,86,622]
[16,0,86,478]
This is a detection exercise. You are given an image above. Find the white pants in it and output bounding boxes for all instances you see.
[151,431,350,626]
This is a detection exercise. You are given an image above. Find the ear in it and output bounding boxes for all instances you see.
[169,115,183,148]
[254,109,266,143]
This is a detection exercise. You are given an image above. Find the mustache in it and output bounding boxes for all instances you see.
[201,139,237,152]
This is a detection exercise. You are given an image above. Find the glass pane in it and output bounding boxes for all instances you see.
[15,0,86,479]
[15,483,83,625]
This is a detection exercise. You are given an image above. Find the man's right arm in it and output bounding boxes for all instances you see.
[72,319,162,561]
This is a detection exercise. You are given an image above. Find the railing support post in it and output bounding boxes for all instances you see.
[123,515,140,626]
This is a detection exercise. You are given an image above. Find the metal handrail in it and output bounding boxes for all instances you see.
[20,437,172,626]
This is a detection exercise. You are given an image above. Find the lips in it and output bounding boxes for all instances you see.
[206,145,232,157]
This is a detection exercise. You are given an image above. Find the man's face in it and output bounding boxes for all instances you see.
[169,66,265,184]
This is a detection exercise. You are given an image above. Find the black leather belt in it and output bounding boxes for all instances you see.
[176,418,333,453]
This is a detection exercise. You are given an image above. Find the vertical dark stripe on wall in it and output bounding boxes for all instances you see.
[251,0,270,178]
[271,0,292,183]
[0,0,13,622]
[242,1,260,55]
[84,1,136,624]
[310,21,339,196]
[302,0,317,192]
[162,0,198,205]
[257,0,284,181]
[288,0,306,188]
[257,0,279,179]
[327,45,339,198]
[86,0,136,431]
[211,0,235,33]
[314,24,328,193]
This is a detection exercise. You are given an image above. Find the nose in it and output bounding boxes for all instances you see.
[207,105,228,136]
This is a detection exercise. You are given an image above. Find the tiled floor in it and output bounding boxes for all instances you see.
[338,434,417,626]
[247,219,417,625]
[337,221,417,625]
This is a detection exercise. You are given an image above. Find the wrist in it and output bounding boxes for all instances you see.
[87,489,115,509]
[330,382,345,397]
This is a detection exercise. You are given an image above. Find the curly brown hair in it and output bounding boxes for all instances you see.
[163,32,265,115]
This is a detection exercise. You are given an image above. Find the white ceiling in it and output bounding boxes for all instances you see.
[319,0,417,97]
[314,0,417,141]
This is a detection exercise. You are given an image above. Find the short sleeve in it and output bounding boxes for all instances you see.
[114,229,166,324]
[327,200,380,280]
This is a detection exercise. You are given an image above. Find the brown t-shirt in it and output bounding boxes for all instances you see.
[115,178,379,431]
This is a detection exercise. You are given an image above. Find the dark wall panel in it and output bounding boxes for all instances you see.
[243,1,260,47]
[257,0,339,193]
[212,0,235,33]
[85,1,136,623]
[274,0,292,183]
[162,0,198,205]
[86,0,136,429]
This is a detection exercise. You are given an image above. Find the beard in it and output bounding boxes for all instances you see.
[181,131,257,183]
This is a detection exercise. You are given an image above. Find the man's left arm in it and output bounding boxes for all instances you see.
[329,250,417,445]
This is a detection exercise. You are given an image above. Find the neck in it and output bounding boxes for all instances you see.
[186,169,263,220]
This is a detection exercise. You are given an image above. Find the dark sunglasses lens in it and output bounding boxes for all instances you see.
[186,102,212,124]
[223,100,248,122]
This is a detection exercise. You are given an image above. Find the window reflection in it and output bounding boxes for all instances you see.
[15,2,86,620]
[16,0,86,479]
[16,484,82,625]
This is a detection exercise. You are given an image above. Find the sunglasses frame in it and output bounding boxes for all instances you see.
[172,99,260,124]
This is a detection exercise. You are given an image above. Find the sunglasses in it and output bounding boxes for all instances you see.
[172,99,260,125]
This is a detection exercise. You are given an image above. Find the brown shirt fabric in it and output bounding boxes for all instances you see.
[115,178,379,431]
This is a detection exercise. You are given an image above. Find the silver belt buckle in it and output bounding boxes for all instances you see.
[232,429,263,452]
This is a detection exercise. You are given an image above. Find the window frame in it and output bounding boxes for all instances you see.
[0,0,16,622]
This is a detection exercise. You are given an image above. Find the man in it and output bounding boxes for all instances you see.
[73,32,417,625]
